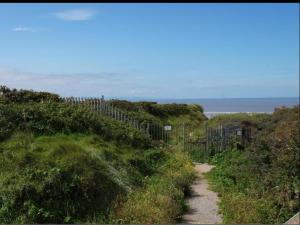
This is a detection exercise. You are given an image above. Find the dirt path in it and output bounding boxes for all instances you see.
[182,163,222,224]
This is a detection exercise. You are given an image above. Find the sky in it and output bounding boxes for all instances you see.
[0,3,299,99]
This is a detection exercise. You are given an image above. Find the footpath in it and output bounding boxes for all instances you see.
[182,163,222,224]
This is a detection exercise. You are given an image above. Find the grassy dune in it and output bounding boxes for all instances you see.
[0,86,201,223]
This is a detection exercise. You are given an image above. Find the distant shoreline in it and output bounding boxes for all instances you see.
[204,111,272,114]
[154,98,298,115]
[106,97,298,118]
[111,97,298,117]
[117,97,299,101]
[204,111,272,119]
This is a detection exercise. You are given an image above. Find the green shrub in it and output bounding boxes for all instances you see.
[0,101,151,148]
[0,133,170,224]
[207,112,271,129]
[0,87,201,224]
[108,99,206,125]
[108,100,139,112]
[217,191,278,224]
[206,106,300,223]
[0,85,61,103]
[0,134,128,223]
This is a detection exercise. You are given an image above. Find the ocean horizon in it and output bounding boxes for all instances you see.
[115,97,299,116]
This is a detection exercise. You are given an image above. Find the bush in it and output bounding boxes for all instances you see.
[0,87,200,224]
[0,85,61,103]
[217,191,277,224]
[207,112,271,129]
[206,106,300,224]
[108,100,139,112]
[0,134,127,223]
[206,149,280,223]
[0,133,170,223]
[0,101,151,148]
[108,100,206,123]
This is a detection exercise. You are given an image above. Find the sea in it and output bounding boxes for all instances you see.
[128,97,299,119]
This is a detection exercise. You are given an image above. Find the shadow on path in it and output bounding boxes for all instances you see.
[182,163,222,224]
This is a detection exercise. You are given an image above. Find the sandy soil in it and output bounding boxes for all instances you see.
[182,163,222,224]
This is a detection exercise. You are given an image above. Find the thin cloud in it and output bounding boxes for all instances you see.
[53,9,97,21]
[0,68,161,98]
[0,68,132,97]
[11,27,36,32]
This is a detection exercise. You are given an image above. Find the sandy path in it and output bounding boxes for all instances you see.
[182,163,222,224]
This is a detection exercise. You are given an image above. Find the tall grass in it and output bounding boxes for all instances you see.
[110,148,196,224]
[0,87,201,224]
[0,133,167,223]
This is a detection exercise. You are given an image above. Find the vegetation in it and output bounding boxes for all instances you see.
[0,133,176,223]
[110,148,195,224]
[3,85,297,224]
[108,99,207,149]
[0,85,61,103]
[108,99,207,127]
[206,106,300,224]
[0,86,198,224]
[206,112,271,128]
[0,97,151,148]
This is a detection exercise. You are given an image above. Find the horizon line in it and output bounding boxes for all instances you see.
[105,96,299,100]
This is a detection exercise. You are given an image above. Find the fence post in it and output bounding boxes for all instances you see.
[219,125,222,152]
[205,124,208,156]
[93,98,96,111]
[182,123,185,150]
[99,99,103,114]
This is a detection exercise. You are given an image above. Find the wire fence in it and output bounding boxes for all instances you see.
[62,97,173,143]
[62,97,253,158]
[181,124,252,160]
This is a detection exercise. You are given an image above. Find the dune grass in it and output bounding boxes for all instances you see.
[0,133,170,223]
[0,87,201,224]
[110,147,196,224]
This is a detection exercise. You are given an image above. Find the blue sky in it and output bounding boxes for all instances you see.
[0,3,299,98]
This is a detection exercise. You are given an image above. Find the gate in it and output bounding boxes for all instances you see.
[172,123,253,161]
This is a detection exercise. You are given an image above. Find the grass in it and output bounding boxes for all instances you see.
[0,132,170,223]
[0,101,151,148]
[206,112,271,128]
[0,87,204,224]
[204,106,300,224]
[206,149,268,223]
[109,147,196,224]
[0,132,196,224]
[186,144,209,163]
[206,147,299,224]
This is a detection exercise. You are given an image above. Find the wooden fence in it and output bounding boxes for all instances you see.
[62,97,253,157]
[62,97,172,142]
